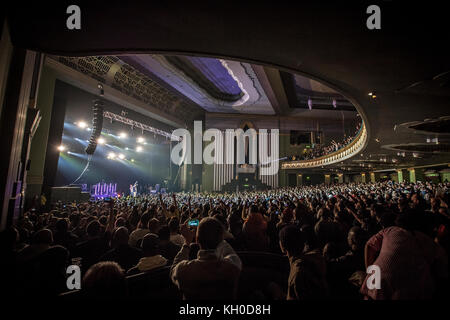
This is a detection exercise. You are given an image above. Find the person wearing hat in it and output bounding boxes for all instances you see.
[127,233,167,275]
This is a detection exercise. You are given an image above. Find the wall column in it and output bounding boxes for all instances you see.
[409,168,416,183]
[296,173,302,186]
[397,169,404,183]
[0,47,41,229]
[25,65,57,206]
[324,174,331,185]
[361,172,366,183]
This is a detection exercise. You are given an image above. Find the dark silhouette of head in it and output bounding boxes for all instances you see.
[33,228,53,245]
[141,233,160,256]
[111,227,129,247]
[86,220,101,237]
[82,261,127,298]
[279,225,305,257]
[157,225,170,241]
[347,226,367,252]
[139,212,151,229]
[196,217,224,250]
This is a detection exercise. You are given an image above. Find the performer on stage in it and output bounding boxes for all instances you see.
[130,181,138,197]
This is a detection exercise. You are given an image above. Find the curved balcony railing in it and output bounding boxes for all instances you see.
[282,122,368,169]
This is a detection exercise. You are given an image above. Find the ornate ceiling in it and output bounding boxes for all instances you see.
[122,55,276,114]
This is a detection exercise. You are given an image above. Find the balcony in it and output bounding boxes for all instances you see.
[282,122,367,169]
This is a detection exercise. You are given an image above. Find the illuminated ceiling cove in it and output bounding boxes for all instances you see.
[122,55,275,114]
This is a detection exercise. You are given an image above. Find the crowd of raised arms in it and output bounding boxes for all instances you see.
[1,181,449,300]
[298,122,362,160]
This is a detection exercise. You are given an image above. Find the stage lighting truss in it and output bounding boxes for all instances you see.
[103,111,181,141]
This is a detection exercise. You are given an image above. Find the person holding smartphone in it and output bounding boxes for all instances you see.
[170,217,242,299]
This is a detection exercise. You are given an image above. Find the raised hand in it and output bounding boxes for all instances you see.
[180,221,196,245]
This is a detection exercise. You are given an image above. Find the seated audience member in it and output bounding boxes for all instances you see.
[242,204,269,251]
[158,225,181,261]
[148,218,161,235]
[17,228,53,263]
[338,226,367,271]
[361,210,448,300]
[99,227,142,271]
[74,220,109,272]
[32,245,69,296]
[170,217,242,299]
[128,213,151,247]
[53,218,78,252]
[169,217,185,247]
[82,261,127,298]
[327,227,367,299]
[279,225,329,300]
[276,208,294,234]
[127,233,168,275]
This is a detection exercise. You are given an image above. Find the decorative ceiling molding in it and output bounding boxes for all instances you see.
[123,55,275,114]
[51,55,204,124]
[395,116,450,135]
[382,143,450,153]
[165,56,244,102]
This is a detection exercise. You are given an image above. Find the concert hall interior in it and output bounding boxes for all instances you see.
[1,2,450,302]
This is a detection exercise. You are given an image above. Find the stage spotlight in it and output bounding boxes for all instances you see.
[136,146,143,152]
[137,137,145,143]
[118,153,125,159]
[97,137,105,144]
[77,121,87,129]
[57,145,66,152]
[107,152,116,159]
[119,132,127,138]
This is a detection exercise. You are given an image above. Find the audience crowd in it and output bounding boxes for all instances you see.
[0,180,449,300]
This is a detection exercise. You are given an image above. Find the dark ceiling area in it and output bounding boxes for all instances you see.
[409,118,450,134]
[279,71,355,111]
[5,1,450,171]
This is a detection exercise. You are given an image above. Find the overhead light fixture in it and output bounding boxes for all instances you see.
[125,147,129,150]
[57,145,66,152]
[76,121,87,129]
[137,137,145,143]
[119,132,127,138]
[131,159,135,163]
[118,153,125,160]
[136,146,143,152]
[97,137,105,144]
